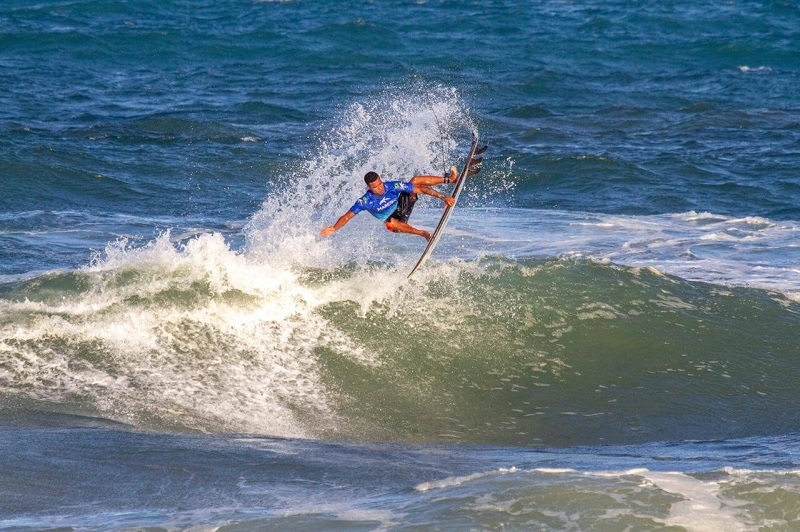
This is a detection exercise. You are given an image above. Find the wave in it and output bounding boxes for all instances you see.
[1,244,798,446]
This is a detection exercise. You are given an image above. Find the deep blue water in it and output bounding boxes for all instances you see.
[2,0,799,529]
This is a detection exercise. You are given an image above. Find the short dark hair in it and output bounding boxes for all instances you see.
[364,171,380,184]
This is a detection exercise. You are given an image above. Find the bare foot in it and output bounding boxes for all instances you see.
[447,166,457,183]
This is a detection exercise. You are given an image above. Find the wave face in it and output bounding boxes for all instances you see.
[312,257,800,446]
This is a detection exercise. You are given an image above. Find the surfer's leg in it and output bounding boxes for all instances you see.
[410,166,456,187]
[385,219,431,241]
[410,176,442,186]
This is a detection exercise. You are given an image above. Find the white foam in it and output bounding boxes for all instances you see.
[450,208,800,299]
[409,465,799,529]
[415,467,518,492]
[1,226,386,436]
[738,65,772,73]
[640,471,750,532]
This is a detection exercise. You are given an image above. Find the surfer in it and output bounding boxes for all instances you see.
[320,167,458,241]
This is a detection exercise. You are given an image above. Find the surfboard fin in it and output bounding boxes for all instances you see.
[465,146,487,176]
[467,154,484,176]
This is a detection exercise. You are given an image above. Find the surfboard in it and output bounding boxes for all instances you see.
[407,132,486,278]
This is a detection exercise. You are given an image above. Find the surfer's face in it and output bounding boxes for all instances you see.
[367,177,386,196]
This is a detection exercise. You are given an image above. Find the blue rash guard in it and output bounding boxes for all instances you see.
[349,180,415,221]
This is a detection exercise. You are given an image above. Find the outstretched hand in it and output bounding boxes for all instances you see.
[444,196,455,208]
[320,226,335,237]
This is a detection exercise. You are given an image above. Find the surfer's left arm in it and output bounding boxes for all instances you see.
[413,185,455,207]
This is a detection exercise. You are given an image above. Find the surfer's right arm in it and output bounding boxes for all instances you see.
[413,185,456,208]
[320,211,355,237]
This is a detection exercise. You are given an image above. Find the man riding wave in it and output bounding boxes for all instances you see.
[320,166,458,241]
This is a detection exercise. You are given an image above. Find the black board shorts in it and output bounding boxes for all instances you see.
[387,192,417,223]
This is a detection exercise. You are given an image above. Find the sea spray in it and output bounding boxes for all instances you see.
[244,84,476,269]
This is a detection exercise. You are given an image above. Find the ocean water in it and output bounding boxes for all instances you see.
[1,0,799,530]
